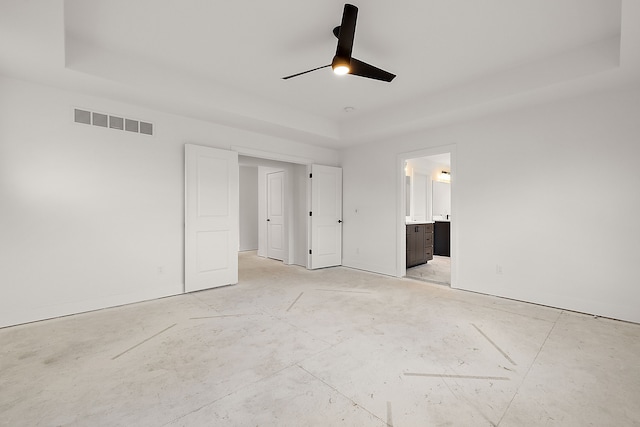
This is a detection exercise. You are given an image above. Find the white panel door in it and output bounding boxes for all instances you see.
[267,171,285,261]
[185,144,238,292]
[310,164,342,269]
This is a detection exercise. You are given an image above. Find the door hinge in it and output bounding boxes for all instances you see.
[309,211,312,216]
[309,173,312,178]
[309,249,312,255]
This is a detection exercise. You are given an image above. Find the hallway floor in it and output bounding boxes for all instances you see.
[1,252,639,426]
[406,255,451,285]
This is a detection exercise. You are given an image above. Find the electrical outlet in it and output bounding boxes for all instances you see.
[356,247,360,254]
[157,266,164,275]
[496,265,503,275]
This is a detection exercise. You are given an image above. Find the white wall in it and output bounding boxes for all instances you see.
[239,165,258,251]
[0,75,339,327]
[342,82,640,323]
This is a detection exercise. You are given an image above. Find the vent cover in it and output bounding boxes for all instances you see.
[140,121,153,135]
[109,116,124,130]
[125,118,139,132]
[74,109,91,124]
[92,112,108,127]
[74,108,153,136]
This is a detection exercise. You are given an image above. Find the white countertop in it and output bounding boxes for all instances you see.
[406,219,450,225]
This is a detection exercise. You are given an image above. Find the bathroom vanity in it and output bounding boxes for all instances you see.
[406,222,434,268]
[434,220,450,257]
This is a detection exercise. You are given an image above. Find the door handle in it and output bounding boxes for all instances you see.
[338,220,342,223]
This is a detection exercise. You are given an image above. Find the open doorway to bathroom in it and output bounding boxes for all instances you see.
[401,151,452,286]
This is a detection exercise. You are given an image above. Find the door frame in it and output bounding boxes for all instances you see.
[234,146,314,269]
[397,144,457,286]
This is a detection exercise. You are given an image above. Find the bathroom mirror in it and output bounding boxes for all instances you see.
[432,181,451,219]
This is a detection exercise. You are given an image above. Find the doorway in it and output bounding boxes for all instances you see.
[186,145,343,292]
[238,156,307,267]
[397,145,456,287]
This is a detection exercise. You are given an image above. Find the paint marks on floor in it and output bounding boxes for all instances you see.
[386,401,394,427]
[471,323,517,366]
[112,323,176,360]
[314,289,373,294]
[286,292,304,312]
[403,373,510,381]
[189,314,256,319]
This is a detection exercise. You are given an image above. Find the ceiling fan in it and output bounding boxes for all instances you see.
[282,3,396,82]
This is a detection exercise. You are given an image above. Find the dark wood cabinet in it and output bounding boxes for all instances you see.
[434,221,450,257]
[406,223,434,268]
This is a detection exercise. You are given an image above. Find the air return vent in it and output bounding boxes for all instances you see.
[109,116,124,130]
[74,108,153,136]
[74,108,91,125]
[92,112,108,127]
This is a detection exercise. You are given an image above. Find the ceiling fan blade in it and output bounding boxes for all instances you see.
[335,4,358,59]
[349,58,396,82]
[282,64,331,80]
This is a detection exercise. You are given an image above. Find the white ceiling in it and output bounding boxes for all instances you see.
[2,0,639,149]
[417,154,451,168]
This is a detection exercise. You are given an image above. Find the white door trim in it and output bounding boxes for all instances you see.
[231,146,313,165]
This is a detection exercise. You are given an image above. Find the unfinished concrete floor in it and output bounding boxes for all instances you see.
[1,252,639,426]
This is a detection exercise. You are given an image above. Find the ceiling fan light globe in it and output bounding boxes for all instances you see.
[333,65,350,75]
[332,55,350,75]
